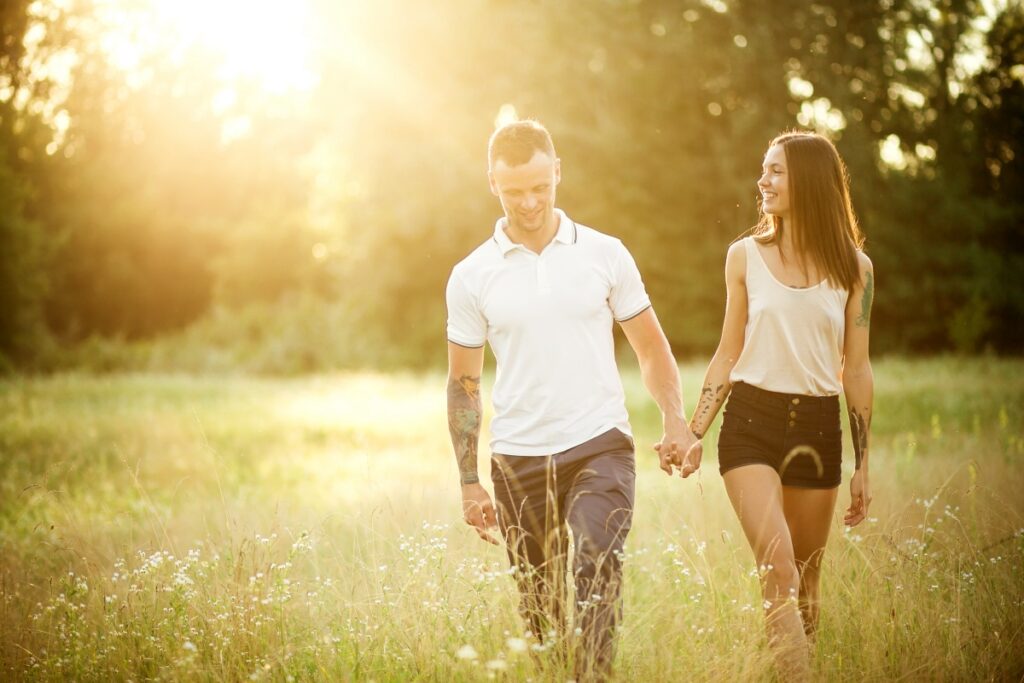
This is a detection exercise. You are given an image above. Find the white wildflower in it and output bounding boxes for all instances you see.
[456,644,478,661]
[506,637,528,653]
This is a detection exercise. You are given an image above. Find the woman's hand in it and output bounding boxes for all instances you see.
[844,468,871,527]
[673,438,703,479]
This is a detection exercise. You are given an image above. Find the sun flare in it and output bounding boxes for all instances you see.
[97,0,320,95]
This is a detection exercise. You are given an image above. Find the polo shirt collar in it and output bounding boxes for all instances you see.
[492,209,577,255]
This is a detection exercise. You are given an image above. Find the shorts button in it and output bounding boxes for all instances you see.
[789,411,797,419]
[788,420,796,427]
[791,398,800,405]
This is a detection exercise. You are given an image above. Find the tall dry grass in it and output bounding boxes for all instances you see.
[1,358,1022,680]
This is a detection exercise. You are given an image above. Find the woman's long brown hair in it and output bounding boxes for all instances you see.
[752,131,864,291]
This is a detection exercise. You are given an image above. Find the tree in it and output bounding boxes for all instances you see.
[0,0,60,367]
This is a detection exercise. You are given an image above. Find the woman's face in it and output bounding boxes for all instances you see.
[759,144,790,220]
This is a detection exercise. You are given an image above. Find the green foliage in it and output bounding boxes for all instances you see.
[0,0,1021,370]
[56,293,443,374]
[0,145,45,365]
[0,105,57,369]
[41,41,320,341]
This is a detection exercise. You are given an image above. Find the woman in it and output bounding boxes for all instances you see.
[681,131,874,680]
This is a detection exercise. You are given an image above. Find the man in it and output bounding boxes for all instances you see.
[445,120,700,680]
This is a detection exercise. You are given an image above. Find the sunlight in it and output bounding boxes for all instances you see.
[879,134,907,170]
[494,104,518,129]
[796,97,846,133]
[270,374,470,494]
[273,374,449,437]
[91,0,319,96]
[148,0,319,95]
[787,75,814,99]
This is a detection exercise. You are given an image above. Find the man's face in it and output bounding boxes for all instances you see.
[489,150,561,235]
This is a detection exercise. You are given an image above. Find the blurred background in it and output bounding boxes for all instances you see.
[1,0,1021,374]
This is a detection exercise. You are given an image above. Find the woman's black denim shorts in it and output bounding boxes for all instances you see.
[717,381,843,489]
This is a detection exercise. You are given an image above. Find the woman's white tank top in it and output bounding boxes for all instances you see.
[729,236,849,396]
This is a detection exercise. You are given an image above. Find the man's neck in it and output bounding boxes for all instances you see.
[506,212,560,255]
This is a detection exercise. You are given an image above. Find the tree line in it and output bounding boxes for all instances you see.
[1,0,1021,372]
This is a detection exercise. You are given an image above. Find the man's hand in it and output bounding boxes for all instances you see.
[462,483,499,545]
[652,440,675,475]
[653,424,702,478]
[844,468,871,527]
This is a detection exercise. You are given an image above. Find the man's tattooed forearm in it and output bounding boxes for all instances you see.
[848,407,870,470]
[856,270,873,328]
[448,375,482,484]
[455,374,480,401]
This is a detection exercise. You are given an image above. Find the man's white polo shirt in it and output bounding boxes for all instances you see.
[446,209,651,456]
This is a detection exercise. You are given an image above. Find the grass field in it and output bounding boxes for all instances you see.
[1,357,1023,681]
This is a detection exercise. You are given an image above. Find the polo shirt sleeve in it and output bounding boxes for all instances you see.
[445,269,487,348]
[609,241,652,322]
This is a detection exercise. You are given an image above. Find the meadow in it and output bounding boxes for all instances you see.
[1,357,1022,681]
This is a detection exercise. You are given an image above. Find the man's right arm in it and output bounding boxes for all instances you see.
[447,342,498,544]
[447,342,485,485]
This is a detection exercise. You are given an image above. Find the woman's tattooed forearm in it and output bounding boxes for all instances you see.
[447,375,482,484]
[856,270,874,328]
[690,382,728,439]
[848,406,870,470]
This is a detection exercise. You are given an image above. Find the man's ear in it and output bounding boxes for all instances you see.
[488,170,499,197]
[554,158,562,186]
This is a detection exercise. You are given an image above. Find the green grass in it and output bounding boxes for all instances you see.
[1,357,1022,681]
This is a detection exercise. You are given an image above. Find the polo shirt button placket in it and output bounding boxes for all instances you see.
[536,254,550,295]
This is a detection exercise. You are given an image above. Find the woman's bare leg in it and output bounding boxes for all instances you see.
[782,485,839,641]
[724,465,810,681]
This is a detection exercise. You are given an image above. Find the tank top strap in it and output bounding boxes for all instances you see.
[743,236,768,285]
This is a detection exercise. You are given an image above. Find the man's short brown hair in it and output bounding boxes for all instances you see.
[488,120,555,168]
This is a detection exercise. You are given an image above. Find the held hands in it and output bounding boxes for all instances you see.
[844,468,872,527]
[653,424,703,478]
[461,482,500,545]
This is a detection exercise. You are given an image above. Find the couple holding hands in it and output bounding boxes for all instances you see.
[445,120,874,681]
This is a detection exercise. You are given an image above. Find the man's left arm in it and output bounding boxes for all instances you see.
[620,307,702,477]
